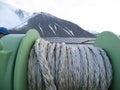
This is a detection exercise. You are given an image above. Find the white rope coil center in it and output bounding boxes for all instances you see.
[28,38,112,90]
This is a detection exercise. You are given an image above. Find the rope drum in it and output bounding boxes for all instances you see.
[28,38,112,90]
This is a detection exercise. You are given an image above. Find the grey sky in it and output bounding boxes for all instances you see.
[1,0,120,34]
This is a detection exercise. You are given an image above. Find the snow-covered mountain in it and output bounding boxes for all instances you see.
[0,2,95,37]
[87,30,99,35]
[10,12,95,37]
[0,1,30,29]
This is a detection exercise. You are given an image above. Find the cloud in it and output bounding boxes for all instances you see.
[0,2,21,28]
[2,0,120,34]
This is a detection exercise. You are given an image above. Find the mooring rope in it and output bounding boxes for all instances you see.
[28,38,112,90]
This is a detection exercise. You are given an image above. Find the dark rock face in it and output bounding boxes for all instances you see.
[10,12,95,37]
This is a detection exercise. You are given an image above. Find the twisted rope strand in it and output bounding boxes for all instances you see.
[28,38,112,90]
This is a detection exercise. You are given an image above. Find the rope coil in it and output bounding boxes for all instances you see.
[28,38,112,90]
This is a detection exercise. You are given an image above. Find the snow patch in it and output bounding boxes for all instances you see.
[48,24,56,35]
[53,23,57,31]
[38,23,44,35]
[65,26,74,36]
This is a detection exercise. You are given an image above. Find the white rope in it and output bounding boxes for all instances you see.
[28,38,112,90]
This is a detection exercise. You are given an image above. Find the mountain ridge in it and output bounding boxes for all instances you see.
[0,1,31,28]
[0,2,95,37]
[10,12,95,37]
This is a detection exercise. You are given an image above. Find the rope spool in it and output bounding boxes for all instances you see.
[28,38,112,90]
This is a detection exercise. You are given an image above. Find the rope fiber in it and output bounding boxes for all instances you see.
[28,38,112,90]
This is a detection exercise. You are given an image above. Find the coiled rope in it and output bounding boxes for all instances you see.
[28,38,112,90]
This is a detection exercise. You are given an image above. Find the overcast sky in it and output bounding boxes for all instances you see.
[2,0,120,34]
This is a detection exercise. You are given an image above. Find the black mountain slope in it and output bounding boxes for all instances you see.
[10,12,95,37]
